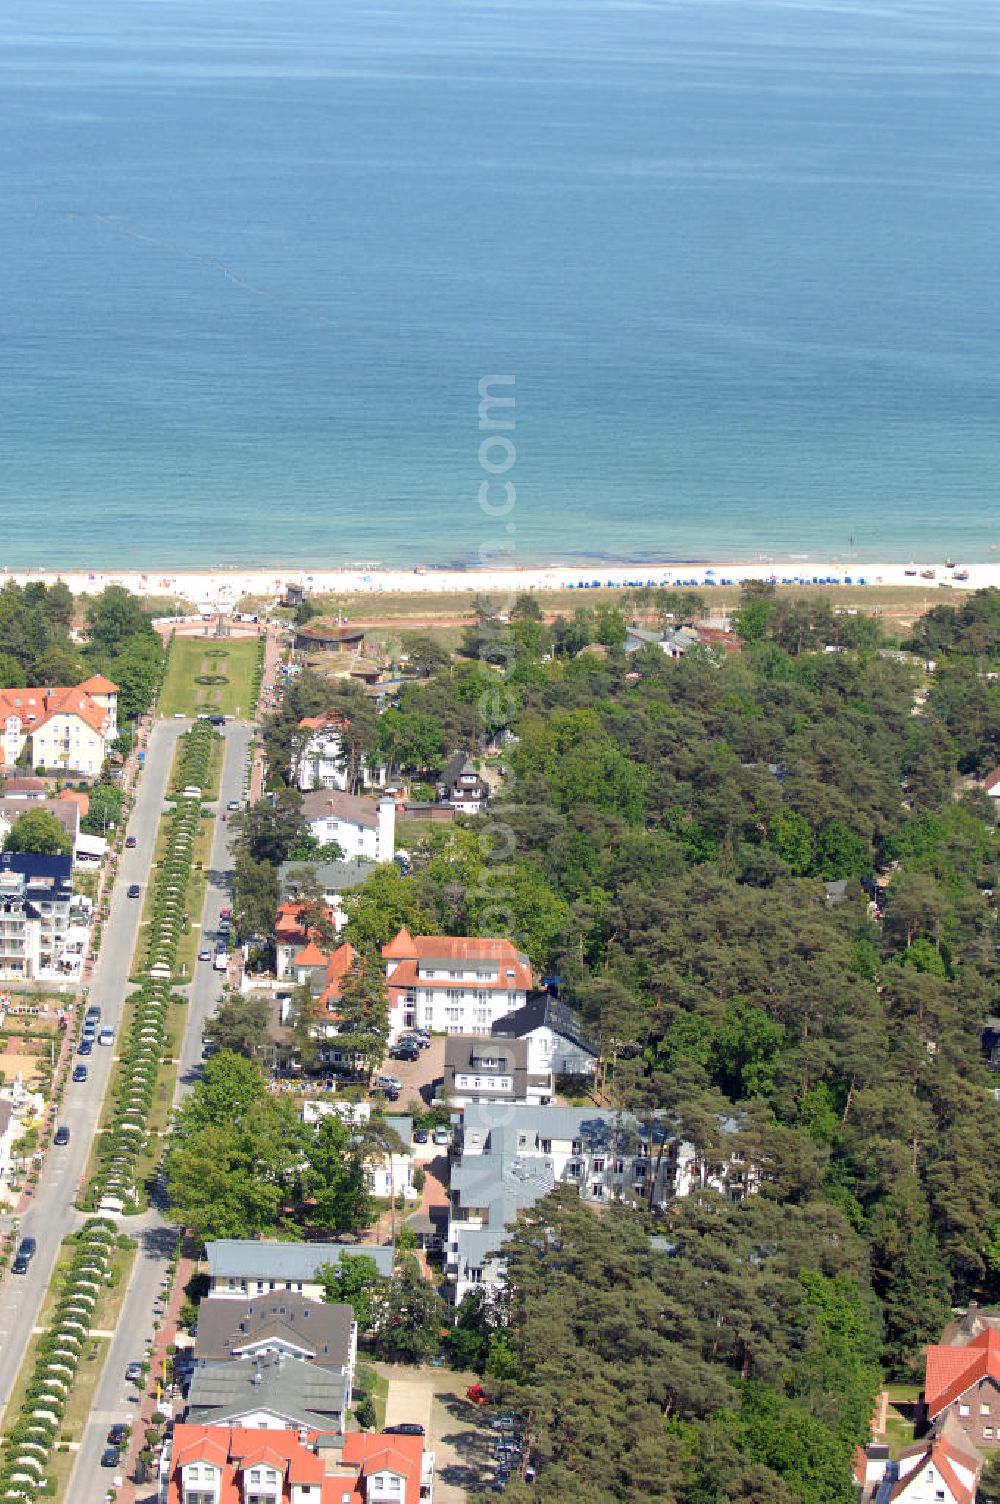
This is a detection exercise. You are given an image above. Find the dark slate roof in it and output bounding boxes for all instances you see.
[491,991,598,1057]
[194,1293,354,1369]
[185,1351,349,1430]
[278,859,376,900]
[0,850,73,901]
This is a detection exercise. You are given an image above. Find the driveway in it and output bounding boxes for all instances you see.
[377,1365,497,1504]
[385,1035,445,1111]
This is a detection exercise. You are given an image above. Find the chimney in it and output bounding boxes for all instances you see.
[377,798,396,863]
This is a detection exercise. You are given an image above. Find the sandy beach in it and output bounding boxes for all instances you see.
[3,558,997,612]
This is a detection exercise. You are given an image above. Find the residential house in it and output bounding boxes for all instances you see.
[300,1107,417,1201]
[0,675,118,777]
[382,928,532,1041]
[436,753,489,814]
[279,941,356,1040]
[193,1292,356,1371]
[624,624,701,657]
[0,797,79,858]
[491,992,599,1083]
[301,791,395,864]
[274,863,376,973]
[443,1035,534,1108]
[856,1416,982,1503]
[0,852,73,978]
[446,1103,747,1302]
[186,1354,354,1437]
[205,1240,395,1302]
[982,768,1000,802]
[279,860,376,911]
[292,712,390,793]
[924,1325,1000,1447]
[165,1424,433,1504]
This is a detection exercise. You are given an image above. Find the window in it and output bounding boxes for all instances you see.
[567,1161,581,1177]
[959,1404,971,1417]
[592,1158,605,1173]
[985,1428,994,1439]
[983,1403,992,1416]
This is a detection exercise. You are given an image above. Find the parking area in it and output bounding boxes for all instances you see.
[384,1034,445,1111]
[377,1365,505,1504]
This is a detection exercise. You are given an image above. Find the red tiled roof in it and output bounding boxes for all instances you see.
[293,939,330,968]
[58,788,90,815]
[892,1434,980,1503]
[983,767,1000,791]
[276,901,336,946]
[318,942,356,1012]
[0,682,112,737]
[299,711,350,732]
[386,956,532,992]
[342,1432,423,1504]
[77,673,119,694]
[925,1328,1000,1417]
[167,1425,421,1504]
[382,930,528,965]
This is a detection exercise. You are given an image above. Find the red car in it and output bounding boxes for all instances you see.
[467,1385,494,1406]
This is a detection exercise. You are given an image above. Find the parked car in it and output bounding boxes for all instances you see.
[12,1236,36,1275]
[227,799,240,811]
[467,1385,494,1406]
[127,883,141,899]
[432,1126,451,1146]
[198,949,211,962]
[383,1423,425,1437]
[54,1126,70,1146]
[107,1424,129,1446]
[124,1361,143,1383]
[101,1446,121,1468]
[85,1005,101,1022]
[220,907,232,920]
[375,1073,402,1092]
[98,1028,115,1046]
[72,1064,88,1083]
[78,1039,93,1056]
[125,836,137,849]
[389,1044,420,1062]
[413,1128,429,1144]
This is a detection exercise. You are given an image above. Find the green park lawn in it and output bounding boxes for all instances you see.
[157,635,260,719]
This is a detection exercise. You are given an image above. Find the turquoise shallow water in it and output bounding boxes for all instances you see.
[1,0,999,568]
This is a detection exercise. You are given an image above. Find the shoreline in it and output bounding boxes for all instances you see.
[3,558,995,610]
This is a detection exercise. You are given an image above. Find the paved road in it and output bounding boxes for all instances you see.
[0,718,188,1424]
[69,721,252,1502]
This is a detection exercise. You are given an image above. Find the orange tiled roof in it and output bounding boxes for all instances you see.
[275,901,336,946]
[318,942,356,1012]
[293,939,330,968]
[0,682,112,737]
[387,956,532,992]
[382,929,529,965]
[167,1424,420,1504]
[925,1327,1000,1417]
[58,788,90,815]
[299,711,350,732]
[77,673,119,694]
[893,1434,979,1503]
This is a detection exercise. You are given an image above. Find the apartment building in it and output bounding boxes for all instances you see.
[382,928,532,1041]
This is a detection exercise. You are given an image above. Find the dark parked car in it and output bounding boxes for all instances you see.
[107,1424,129,1446]
[78,1039,93,1056]
[85,1005,101,1022]
[127,883,140,899]
[101,1446,121,1468]
[390,1045,420,1062]
[12,1236,36,1274]
[383,1423,425,1437]
[125,836,137,848]
[72,1064,88,1083]
[413,1128,429,1144]
[54,1125,70,1146]
[124,1361,143,1383]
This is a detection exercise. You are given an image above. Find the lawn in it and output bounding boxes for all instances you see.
[882,1383,922,1458]
[157,634,260,719]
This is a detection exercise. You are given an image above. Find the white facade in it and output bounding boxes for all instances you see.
[893,1452,979,1503]
[520,1024,596,1079]
[295,724,351,792]
[305,797,395,863]
[29,713,107,777]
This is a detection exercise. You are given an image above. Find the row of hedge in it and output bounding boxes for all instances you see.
[86,720,223,1213]
[0,1220,120,1500]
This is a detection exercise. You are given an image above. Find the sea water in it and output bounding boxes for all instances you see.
[1,0,998,569]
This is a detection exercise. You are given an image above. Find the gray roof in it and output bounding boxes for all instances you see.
[206,1239,394,1281]
[193,1292,355,1368]
[491,993,598,1058]
[186,1351,349,1431]
[0,799,79,844]
[445,1035,527,1074]
[278,859,376,900]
